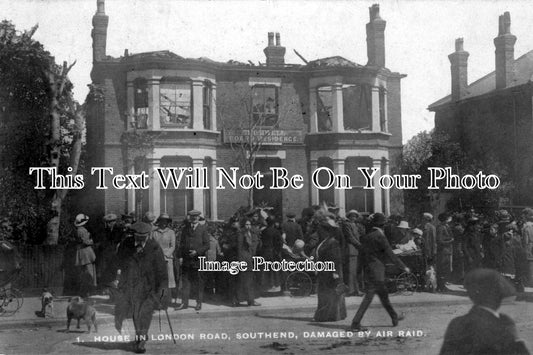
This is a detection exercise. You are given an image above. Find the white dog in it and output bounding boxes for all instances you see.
[425,266,437,293]
[41,289,54,318]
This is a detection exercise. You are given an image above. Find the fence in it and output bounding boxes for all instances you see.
[13,245,65,294]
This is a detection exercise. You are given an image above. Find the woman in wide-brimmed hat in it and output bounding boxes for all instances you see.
[313,210,347,322]
[74,213,97,297]
[152,213,176,305]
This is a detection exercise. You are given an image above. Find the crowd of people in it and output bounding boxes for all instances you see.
[63,205,533,302]
[59,204,532,353]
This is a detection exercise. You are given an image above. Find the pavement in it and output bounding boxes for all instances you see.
[0,284,483,330]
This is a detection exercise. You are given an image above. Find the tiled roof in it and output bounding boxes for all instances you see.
[428,50,533,110]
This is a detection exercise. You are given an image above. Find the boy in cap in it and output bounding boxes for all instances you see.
[114,222,167,354]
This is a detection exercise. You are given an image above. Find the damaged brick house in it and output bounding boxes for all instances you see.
[85,0,406,221]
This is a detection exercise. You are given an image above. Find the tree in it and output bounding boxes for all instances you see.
[402,129,513,220]
[218,84,289,211]
[0,21,85,245]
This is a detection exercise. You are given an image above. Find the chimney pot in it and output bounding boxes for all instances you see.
[268,32,274,46]
[97,0,105,15]
[455,38,464,52]
[369,4,380,21]
[264,31,285,66]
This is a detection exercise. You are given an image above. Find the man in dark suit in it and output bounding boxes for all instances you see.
[349,213,410,331]
[175,210,210,311]
[114,222,167,354]
[440,268,529,355]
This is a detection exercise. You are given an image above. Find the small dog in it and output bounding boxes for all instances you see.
[66,296,98,333]
[426,266,437,293]
[41,289,54,318]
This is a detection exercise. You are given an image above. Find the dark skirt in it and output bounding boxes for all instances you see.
[314,272,346,322]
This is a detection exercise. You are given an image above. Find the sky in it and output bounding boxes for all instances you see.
[2,0,533,142]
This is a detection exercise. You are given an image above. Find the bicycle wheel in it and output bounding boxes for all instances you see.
[0,288,22,316]
[395,272,418,296]
[285,272,312,297]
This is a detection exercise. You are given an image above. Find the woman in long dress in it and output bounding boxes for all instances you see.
[152,213,176,305]
[313,210,346,322]
[74,213,97,297]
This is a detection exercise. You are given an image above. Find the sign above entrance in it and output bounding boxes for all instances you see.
[223,129,304,145]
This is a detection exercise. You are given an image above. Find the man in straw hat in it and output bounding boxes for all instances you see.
[440,268,529,354]
[349,213,410,331]
[114,222,167,354]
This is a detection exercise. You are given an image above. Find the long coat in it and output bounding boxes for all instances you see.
[440,306,530,355]
[179,223,210,268]
[237,228,260,302]
[152,227,176,288]
[313,225,346,322]
[114,238,168,336]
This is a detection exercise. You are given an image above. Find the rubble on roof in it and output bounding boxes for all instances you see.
[307,56,362,68]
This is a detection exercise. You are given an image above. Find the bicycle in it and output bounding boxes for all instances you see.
[0,268,24,316]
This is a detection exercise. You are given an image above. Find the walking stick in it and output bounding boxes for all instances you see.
[165,307,176,344]
[160,289,176,344]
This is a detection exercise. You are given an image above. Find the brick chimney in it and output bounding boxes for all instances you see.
[366,4,386,67]
[92,0,109,62]
[448,38,469,101]
[494,12,516,89]
[263,32,286,66]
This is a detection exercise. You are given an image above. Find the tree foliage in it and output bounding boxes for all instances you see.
[402,129,513,221]
[0,21,84,244]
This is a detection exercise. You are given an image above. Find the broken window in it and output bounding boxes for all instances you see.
[252,85,278,126]
[133,79,148,129]
[160,79,192,128]
[317,86,333,132]
[343,84,371,131]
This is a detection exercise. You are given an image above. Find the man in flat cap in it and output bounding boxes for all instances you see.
[114,222,167,354]
[176,210,210,311]
[440,268,529,355]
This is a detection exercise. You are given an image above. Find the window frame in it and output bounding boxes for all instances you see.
[251,84,279,127]
[159,78,193,129]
